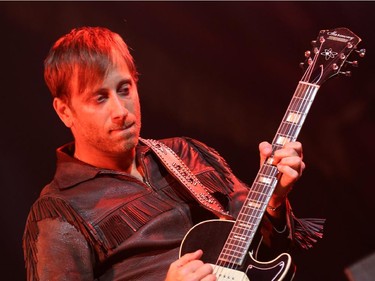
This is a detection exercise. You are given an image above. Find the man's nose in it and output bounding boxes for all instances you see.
[109,94,128,120]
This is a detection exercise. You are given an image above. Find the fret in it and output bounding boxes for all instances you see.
[233,234,248,241]
[246,199,262,209]
[271,143,284,151]
[217,255,242,265]
[243,199,268,209]
[237,221,255,229]
[275,135,290,146]
[244,200,267,210]
[230,229,257,241]
[226,232,251,242]
[220,245,251,260]
[242,202,266,211]
[236,211,262,222]
[288,97,312,110]
[246,189,267,197]
[257,168,278,177]
[244,201,267,212]
[252,179,277,191]
[256,173,276,183]
[276,131,299,144]
[235,221,257,231]
[244,198,268,209]
[246,188,269,197]
[242,212,264,221]
[218,252,245,262]
[221,242,248,253]
[288,93,314,102]
[285,111,302,123]
[278,121,302,136]
[257,175,273,185]
[223,244,251,255]
[222,242,249,253]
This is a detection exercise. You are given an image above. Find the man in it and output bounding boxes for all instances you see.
[23,26,322,281]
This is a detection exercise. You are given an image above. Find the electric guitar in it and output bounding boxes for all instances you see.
[180,27,364,280]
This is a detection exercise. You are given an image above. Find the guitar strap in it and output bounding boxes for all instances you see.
[140,138,233,220]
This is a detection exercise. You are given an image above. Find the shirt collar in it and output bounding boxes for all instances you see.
[53,142,150,190]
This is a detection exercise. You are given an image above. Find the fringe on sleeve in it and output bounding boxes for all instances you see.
[286,201,325,250]
[292,215,325,249]
[22,196,106,281]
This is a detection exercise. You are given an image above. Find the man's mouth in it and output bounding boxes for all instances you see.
[110,122,135,133]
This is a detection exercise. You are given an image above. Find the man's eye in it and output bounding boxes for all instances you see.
[118,85,130,96]
[96,95,107,103]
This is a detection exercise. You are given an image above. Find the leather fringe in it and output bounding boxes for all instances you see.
[196,172,233,195]
[22,196,106,281]
[96,192,174,250]
[292,214,325,249]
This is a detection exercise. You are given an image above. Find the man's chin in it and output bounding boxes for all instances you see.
[121,134,139,150]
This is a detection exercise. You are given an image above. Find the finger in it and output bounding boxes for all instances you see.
[278,155,305,171]
[173,250,203,268]
[283,141,303,158]
[259,141,272,166]
[182,262,213,280]
[278,164,300,181]
[273,146,303,168]
[277,160,305,191]
[201,275,217,281]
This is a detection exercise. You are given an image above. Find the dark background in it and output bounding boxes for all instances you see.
[1,2,374,280]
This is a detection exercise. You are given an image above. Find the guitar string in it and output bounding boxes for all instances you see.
[302,38,320,83]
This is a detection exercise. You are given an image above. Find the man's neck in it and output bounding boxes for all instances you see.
[74,146,140,178]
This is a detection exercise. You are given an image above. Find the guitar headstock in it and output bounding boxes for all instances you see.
[300,27,364,86]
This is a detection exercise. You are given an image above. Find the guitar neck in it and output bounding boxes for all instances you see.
[213,26,362,269]
[217,81,320,266]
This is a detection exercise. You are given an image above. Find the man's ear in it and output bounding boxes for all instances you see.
[53,97,73,128]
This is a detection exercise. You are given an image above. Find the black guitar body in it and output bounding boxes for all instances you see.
[180,219,295,281]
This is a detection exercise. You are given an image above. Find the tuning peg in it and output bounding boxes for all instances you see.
[355,48,366,57]
[340,71,352,77]
[304,50,311,58]
[346,60,359,67]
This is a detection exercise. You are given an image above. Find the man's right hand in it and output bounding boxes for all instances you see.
[165,250,216,281]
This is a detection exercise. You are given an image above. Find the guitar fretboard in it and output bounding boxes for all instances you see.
[216,81,320,267]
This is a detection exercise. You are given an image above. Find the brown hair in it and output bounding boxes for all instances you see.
[44,26,138,102]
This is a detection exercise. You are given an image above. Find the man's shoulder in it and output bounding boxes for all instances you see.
[157,136,213,154]
[154,136,233,176]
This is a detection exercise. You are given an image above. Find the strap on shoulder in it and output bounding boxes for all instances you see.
[140,137,233,220]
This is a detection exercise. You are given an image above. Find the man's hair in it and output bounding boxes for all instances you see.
[44,26,138,102]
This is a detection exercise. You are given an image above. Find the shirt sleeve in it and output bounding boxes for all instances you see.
[23,196,103,281]
[31,218,95,281]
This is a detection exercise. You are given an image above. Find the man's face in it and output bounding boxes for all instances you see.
[67,58,141,159]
